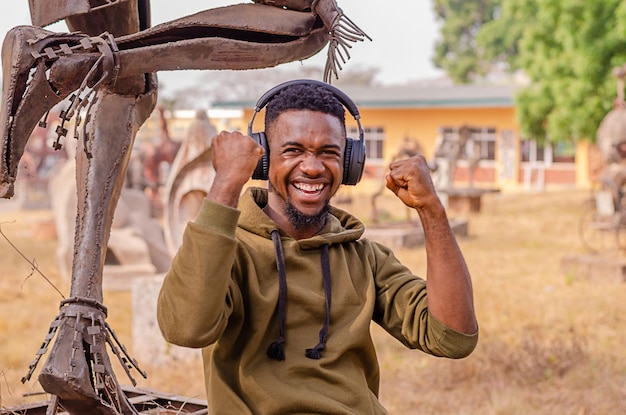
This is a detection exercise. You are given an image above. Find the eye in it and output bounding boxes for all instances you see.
[282,147,303,155]
[320,149,341,158]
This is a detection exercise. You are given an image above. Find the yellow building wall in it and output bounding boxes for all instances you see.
[356,106,521,192]
[357,106,519,159]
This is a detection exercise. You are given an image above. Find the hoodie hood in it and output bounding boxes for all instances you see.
[237,187,365,248]
[237,186,365,360]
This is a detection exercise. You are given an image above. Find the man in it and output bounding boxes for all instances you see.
[157,81,478,414]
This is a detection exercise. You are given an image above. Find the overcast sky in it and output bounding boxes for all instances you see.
[0,0,443,92]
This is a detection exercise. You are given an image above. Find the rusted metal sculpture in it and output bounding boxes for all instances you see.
[1,0,369,413]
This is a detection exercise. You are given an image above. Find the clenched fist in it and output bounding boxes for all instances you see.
[385,155,440,210]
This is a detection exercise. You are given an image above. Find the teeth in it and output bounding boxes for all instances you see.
[295,183,324,192]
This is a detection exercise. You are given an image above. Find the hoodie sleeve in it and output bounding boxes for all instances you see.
[371,242,478,359]
[157,198,242,348]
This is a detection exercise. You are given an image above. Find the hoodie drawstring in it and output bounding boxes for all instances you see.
[305,243,331,359]
[267,230,332,361]
[267,230,288,361]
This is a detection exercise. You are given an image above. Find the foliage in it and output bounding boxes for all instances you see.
[514,0,626,142]
[475,0,528,73]
[434,0,626,143]
[432,0,503,83]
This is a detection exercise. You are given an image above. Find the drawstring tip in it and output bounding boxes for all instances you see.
[267,341,286,361]
[305,343,325,360]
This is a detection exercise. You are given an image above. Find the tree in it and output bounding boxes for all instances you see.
[432,0,502,83]
[479,0,626,142]
[475,0,530,73]
[434,0,626,143]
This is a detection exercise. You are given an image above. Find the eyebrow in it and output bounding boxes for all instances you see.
[281,141,342,151]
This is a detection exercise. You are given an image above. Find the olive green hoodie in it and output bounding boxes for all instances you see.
[157,187,477,414]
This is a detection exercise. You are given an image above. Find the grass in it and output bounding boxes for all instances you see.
[1,188,626,414]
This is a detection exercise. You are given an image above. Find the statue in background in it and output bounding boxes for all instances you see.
[142,106,182,215]
[2,1,369,413]
[370,136,422,223]
[596,64,626,208]
[431,125,480,191]
[163,110,218,254]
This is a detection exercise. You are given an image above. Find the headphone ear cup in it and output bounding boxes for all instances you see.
[342,138,366,185]
[251,132,270,180]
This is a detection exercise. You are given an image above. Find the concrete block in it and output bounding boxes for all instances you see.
[561,254,626,284]
[131,274,201,366]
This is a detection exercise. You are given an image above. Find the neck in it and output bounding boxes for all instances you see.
[263,204,325,240]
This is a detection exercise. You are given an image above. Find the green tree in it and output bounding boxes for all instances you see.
[435,0,626,142]
[432,0,502,83]
[475,0,531,73]
[479,0,626,142]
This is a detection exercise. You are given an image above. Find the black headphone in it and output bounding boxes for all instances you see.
[247,79,366,186]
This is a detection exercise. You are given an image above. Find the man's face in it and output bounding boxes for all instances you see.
[266,109,345,220]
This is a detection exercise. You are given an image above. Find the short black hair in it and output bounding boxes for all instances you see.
[264,83,346,132]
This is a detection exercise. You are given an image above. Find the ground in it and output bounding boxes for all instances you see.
[1,188,625,414]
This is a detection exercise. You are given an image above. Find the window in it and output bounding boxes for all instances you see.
[438,126,496,161]
[348,126,384,163]
[521,139,575,164]
[520,140,545,162]
[552,140,576,163]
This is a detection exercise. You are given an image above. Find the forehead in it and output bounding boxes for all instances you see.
[268,109,345,145]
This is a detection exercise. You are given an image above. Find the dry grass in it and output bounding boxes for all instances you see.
[1,188,626,414]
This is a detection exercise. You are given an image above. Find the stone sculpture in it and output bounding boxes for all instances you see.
[163,110,217,255]
[596,64,626,205]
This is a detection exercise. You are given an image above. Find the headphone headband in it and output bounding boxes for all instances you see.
[253,79,361,119]
[247,79,364,143]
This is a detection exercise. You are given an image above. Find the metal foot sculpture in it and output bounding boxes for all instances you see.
[1,0,369,413]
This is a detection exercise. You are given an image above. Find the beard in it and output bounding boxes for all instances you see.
[284,200,330,230]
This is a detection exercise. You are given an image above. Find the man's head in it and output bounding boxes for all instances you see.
[263,83,347,237]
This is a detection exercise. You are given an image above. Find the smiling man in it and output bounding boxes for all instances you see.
[157,80,478,414]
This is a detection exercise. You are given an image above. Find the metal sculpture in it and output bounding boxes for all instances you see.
[0,1,369,413]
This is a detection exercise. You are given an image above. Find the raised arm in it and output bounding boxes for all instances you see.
[385,155,478,335]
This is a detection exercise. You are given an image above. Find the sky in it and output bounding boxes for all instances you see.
[0,0,443,94]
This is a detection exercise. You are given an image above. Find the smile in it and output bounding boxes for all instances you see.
[293,182,325,194]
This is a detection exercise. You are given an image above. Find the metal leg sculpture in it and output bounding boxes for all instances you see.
[2,1,369,413]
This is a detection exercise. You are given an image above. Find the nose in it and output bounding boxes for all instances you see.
[299,153,325,176]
